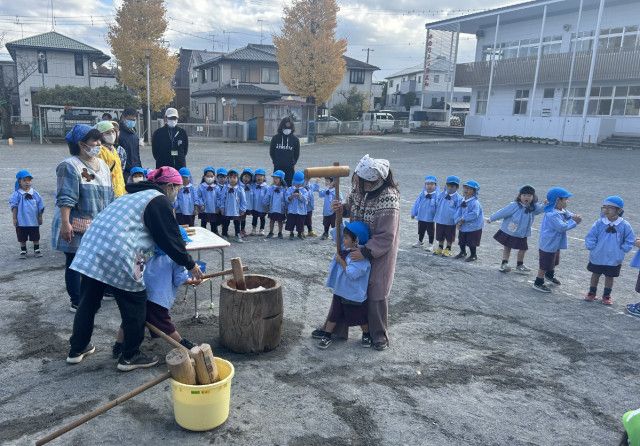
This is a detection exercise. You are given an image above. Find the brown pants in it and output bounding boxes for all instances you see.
[331,298,388,344]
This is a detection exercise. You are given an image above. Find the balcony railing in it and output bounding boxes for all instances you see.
[455,48,640,87]
[399,80,418,94]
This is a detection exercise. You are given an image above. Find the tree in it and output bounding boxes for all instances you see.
[108,0,177,111]
[332,87,367,121]
[273,0,347,105]
[404,91,417,111]
[33,86,137,109]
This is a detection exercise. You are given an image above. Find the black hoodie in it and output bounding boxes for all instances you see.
[125,181,195,271]
[269,131,300,169]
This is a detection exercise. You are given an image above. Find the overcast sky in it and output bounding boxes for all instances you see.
[0,0,517,80]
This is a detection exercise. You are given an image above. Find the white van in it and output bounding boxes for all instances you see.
[362,112,396,133]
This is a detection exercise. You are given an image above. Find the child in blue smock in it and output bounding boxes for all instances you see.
[217,169,247,243]
[285,171,309,240]
[411,175,439,251]
[240,168,254,237]
[251,168,269,236]
[304,180,320,237]
[264,170,287,239]
[198,166,218,233]
[625,240,640,318]
[487,185,544,273]
[317,221,372,349]
[318,177,343,240]
[128,166,146,184]
[584,196,635,305]
[433,175,462,257]
[454,180,484,262]
[113,227,196,358]
[533,187,583,293]
[9,170,45,258]
[174,167,200,226]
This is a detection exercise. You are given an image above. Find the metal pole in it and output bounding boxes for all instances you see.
[560,0,584,143]
[529,5,547,118]
[38,106,43,145]
[446,29,455,125]
[580,0,606,146]
[486,14,500,115]
[146,53,152,143]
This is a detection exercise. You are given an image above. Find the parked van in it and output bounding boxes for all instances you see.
[362,112,396,133]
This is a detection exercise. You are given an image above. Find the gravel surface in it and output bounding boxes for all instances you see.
[0,136,639,445]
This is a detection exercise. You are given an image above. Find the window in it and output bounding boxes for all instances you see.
[261,67,279,84]
[543,88,555,99]
[433,75,440,83]
[561,85,640,116]
[388,79,394,88]
[475,90,488,115]
[239,66,249,83]
[350,69,365,84]
[210,66,219,82]
[74,54,84,76]
[192,69,198,83]
[417,75,421,84]
[37,51,47,74]
[199,69,207,83]
[431,97,438,106]
[513,89,529,115]
[463,95,471,102]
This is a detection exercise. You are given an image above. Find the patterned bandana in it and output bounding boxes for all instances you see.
[355,154,390,182]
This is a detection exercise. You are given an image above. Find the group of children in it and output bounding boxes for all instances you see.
[411,177,640,308]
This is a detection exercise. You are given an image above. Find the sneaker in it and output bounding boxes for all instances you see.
[34,249,43,258]
[179,338,196,349]
[584,292,597,302]
[259,229,266,236]
[19,250,27,259]
[318,336,332,349]
[602,296,613,306]
[66,344,96,364]
[413,241,424,248]
[433,247,443,256]
[311,329,329,339]
[250,228,257,236]
[532,282,552,293]
[545,276,561,286]
[442,248,452,257]
[321,233,329,240]
[69,304,78,313]
[361,332,372,348]
[499,263,511,273]
[266,232,274,238]
[298,233,306,240]
[515,264,532,274]
[373,341,389,351]
[308,230,317,237]
[278,233,283,239]
[117,352,159,372]
[235,235,244,243]
[465,255,478,262]
[626,303,640,318]
[240,230,247,237]
[454,251,467,259]
[289,233,295,240]
[424,244,433,252]
[112,342,123,359]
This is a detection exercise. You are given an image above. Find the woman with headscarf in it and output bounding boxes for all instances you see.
[269,117,300,187]
[328,154,400,350]
[52,124,114,312]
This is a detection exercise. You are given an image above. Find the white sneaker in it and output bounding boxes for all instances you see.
[515,264,532,274]
[259,229,266,236]
[250,228,257,236]
[499,263,511,273]
[424,244,433,252]
[412,241,424,248]
[235,235,244,243]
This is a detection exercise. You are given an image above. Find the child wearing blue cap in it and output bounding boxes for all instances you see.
[533,187,582,293]
[128,166,146,184]
[625,239,640,318]
[487,185,544,273]
[317,221,372,349]
[454,180,484,262]
[411,175,439,251]
[174,167,200,226]
[198,167,218,233]
[304,179,320,237]
[217,169,247,242]
[285,171,309,240]
[251,169,269,236]
[9,170,45,258]
[584,196,635,305]
[264,170,287,238]
[318,177,343,240]
[433,175,463,256]
[240,169,254,237]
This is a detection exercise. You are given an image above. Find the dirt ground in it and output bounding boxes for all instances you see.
[1,135,639,445]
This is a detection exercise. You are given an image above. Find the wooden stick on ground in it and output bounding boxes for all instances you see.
[145,322,187,351]
[231,258,246,290]
[35,371,171,446]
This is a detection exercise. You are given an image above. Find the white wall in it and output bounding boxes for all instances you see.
[326,69,374,110]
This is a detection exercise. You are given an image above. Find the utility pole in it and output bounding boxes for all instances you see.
[223,30,231,52]
[209,33,216,51]
[257,19,264,45]
[362,48,374,64]
[145,49,152,143]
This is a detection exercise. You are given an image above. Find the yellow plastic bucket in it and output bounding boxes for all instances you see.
[170,357,235,431]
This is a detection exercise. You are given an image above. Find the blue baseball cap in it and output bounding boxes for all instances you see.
[216,168,228,176]
[16,169,33,180]
[424,175,437,183]
[228,168,239,176]
[178,167,191,177]
[292,171,305,186]
[345,221,370,245]
[204,166,216,174]
[254,168,266,176]
[241,168,254,178]
[272,170,285,180]
[464,180,480,191]
[602,195,624,209]
[65,124,93,144]
[545,187,573,212]
[445,175,461,186]
[130,167,146,176]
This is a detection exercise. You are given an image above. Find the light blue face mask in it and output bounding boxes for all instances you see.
[126,119,136,129]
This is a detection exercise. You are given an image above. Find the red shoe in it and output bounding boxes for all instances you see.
[602,296,613,305]
[584,292,597,302]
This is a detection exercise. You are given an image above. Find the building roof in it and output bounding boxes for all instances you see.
[191,84,281,99]
[174,49,222,88]
[195,43,378,70]
[5,31,110,63]
[387,64,424,79]
[386,58,451,79]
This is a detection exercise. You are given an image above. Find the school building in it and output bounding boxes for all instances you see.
[426,0,640,144]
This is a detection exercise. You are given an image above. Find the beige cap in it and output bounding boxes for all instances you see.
[165,108,179,118]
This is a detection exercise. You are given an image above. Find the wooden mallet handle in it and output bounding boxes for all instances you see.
[231,257,247,290]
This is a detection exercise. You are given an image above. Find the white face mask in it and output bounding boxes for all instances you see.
[205,177,214,185]
[84,144,101,158]
[283,129,292,135]
[132,176,143,183]
[103,133,116,145]
[167,120,178,128]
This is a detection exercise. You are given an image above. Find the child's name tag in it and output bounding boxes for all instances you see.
[171,150,178,156]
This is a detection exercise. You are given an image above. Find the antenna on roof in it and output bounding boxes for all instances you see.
[257,19,264,45]
[50,0,56,30]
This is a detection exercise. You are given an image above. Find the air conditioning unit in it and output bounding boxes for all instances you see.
[230,78,239,87]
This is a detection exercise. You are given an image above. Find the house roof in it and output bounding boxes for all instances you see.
[5,31,110,63]
[343,56,379,71]
[175,49,222,88]
[387,64,424,79]
[191,84,281,99]
[386,58,451,79]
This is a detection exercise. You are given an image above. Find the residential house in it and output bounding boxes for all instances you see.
[5,31,117,122]
[385,62,471,111]
[172,48,222,119]
[426,0,640,143]
[325,56,379,111]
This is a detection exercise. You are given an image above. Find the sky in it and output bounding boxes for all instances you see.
[0,0,518,81]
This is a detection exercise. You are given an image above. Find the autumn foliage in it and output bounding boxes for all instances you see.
[273,0,347,104]
[108,0,177,110]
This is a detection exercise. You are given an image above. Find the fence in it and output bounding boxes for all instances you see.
[150,120,224,139]
[316,120,409,135]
